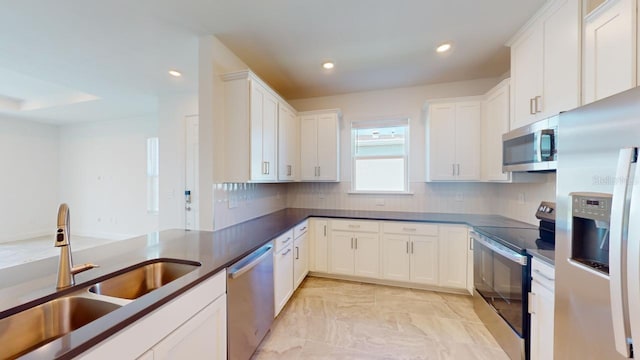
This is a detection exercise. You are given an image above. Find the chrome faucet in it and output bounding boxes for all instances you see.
[55,203,98,289]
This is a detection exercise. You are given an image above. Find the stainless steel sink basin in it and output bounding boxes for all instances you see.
[0,296,121,359]
[88,259,201,300]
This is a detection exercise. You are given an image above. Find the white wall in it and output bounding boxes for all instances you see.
[213,183,286,230]
[58,115,159,238]
[494,173,556,224]
[0,116,59,242]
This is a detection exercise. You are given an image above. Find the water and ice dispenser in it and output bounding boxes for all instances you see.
[571,193,612,274]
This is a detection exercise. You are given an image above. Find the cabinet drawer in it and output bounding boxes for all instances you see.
[382,222,438,236]
[294,220,309,239]
[274,229,294,253]
[531,258,555,289]
[331,219,379,233]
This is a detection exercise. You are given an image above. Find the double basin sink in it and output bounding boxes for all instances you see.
[0,259,201,359]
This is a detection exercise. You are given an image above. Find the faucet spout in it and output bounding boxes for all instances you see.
[55,204,98,289]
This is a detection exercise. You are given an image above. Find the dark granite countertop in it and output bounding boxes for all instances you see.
[0,208,553,359]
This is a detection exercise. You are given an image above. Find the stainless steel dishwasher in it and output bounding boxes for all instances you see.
[227,241,274,360]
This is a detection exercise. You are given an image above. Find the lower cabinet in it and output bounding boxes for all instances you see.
[330,224,380,278]
[310,218,329,272]
[80,270,227,359]
[529,258,555,360]
[438,225,470,290]
[381,222,439,285]
[293,225,309,289]
[274,241,294,317]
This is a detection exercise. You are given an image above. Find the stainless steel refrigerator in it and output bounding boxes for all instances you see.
[556,86,640,359]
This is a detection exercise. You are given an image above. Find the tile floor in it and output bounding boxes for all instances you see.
[253,277,509,360]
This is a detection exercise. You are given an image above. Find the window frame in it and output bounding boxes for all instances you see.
[350,118,410,194]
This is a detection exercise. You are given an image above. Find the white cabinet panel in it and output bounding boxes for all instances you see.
[294,231,309,289]
[278,103,299,181]
[482,79,511,182]
[583,0,636,104]
[511,25,543,129]
[299,110,340,181]
[411,235,439,285]
[427,100,482,181]
[382,234,411,282]
[310,219,329,272]
[330,231,355,275]
[274,243,294,316]
[530,258,555,360]
[438,225,469,290]
[353,233,380,278]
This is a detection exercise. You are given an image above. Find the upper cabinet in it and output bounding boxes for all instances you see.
[481,79,511,182]
[278,103,299,181]
[583,0,637,104]
[299,110,340,182]
[426,98,482,181]
[222,70,280,183]
[508,0,580,128]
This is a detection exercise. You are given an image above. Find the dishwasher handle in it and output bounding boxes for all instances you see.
[229,243,273,279]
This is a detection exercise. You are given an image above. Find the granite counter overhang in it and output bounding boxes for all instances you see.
[0,208,552,359]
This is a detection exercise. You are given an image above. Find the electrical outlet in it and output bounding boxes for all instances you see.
[455,192,464,202]
[517,192,526,204]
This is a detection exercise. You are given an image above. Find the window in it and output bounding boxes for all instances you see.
[351,119,409,193]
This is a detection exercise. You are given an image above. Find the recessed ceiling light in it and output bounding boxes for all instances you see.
[168,70,182,77]
[436,43,452,53]
[322,61,335,70]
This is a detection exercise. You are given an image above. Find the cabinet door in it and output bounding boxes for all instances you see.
[482,81,510,181]
[541,0,580,117]
[530,280,555,360]
[427,103,457,181]
[300,115,318,180]
[278,104,299,181]
[274,244,294,316]
[262,91,278,181]
[382,234,411,282]
[454,102,481,181]
[153,294,227,360]
[316,113,339,181]
[353,232,380,278]
[250,81,267,181]
[293,232,309,289]
[511,26,543,128]
[330,231,355,275]
[311,219,328,272]
[583,0,636,104]
[410,235,439,285]
[438,226,469,290]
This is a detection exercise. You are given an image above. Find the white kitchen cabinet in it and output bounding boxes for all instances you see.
[508,0,580,128]
[309,218,329,272]
[529,258,555,360]
[152,294,227,360]
[438,225,469,290]
[80,271,227,359]
[293,222,309,289]
[329,220,380,278]
[300,110,340,181]
[273,231,294,317]
[382,222,439,285]
[583,0,636,104]
[278,102,299,181]
[481,79,511,182]
[426,99,482,181]
[222,70,280,182]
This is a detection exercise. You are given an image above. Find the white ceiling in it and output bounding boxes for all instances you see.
[0,0,546,123]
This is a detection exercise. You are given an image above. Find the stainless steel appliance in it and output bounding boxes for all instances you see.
[472,202,556,360]
[502,116,557,172]
[227,242,274,360]
[556,86,640,359]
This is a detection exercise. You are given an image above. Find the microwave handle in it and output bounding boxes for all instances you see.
[610,148,635,358]
[536,129,555,162]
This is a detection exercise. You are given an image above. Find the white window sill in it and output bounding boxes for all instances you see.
[347,191,414,195]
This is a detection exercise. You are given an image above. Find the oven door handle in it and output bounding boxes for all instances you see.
[471,232,527,266]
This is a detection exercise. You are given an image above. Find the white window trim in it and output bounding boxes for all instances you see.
[350,119,410,194]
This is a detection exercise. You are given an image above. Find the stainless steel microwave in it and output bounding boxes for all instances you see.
[502,116,557,172]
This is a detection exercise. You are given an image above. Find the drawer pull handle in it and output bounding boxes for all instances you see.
[282,248,292,256]
[348,224,361,228]
[403,227,417,232]
[533,268,555,282]
[300,226,307,232]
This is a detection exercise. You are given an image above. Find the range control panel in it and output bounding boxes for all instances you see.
[571,193,612,221]
[535,201,556,223]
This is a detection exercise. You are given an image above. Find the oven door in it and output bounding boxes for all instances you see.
[473,233,529,338]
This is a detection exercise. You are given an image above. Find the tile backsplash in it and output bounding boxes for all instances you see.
[213,183,287,230]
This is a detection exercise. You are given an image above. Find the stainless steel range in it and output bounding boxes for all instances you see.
[471,202,555,360]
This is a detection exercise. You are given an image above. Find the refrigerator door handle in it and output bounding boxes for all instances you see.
[628,149,640,357]
[610,147,635,358]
